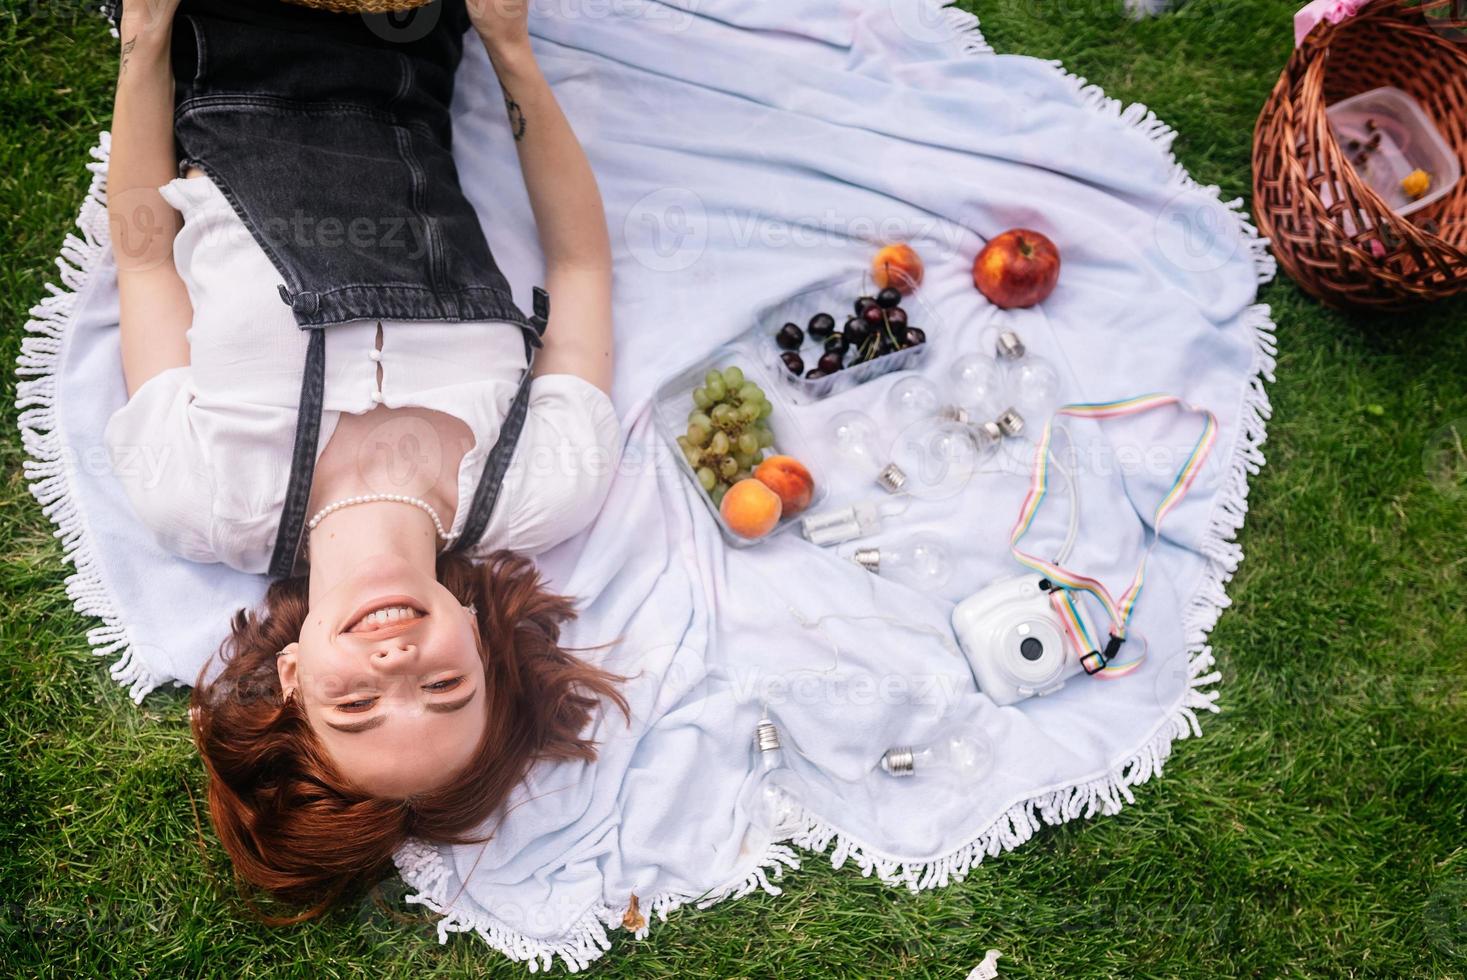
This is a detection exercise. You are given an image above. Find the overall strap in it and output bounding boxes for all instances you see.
[450,287,549,554]
[268,326,327,579]
[265,289,547,579]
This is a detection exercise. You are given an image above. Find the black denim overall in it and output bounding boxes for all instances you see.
[158,0,542,578]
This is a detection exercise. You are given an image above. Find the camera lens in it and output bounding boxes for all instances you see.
[1020,637,1044,661]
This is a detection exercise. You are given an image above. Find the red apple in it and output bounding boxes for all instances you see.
[972,229,1060,309]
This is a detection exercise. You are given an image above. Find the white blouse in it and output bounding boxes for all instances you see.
[103,175,621,575]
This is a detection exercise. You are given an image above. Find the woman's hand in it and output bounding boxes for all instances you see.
[467,0,531,59]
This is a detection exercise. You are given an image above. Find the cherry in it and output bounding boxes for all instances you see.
[877,286,902,309]
[776,322,804,350]
[902,326,926,347]
[844,316,871,346]
[817,351,844,374]
[854,296,879,317]
[824,333,848,355]
[862,305,885,325]
[780,351,805,375]
[808,313,836,339]
[886,307,908,327]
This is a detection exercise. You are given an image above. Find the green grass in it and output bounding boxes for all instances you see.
[3,1,1465,976]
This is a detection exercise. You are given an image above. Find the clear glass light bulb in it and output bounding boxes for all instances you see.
[740,717,801,846]
[853,532,952,589]
[885,374,942,424]
[829,409,904,493]
[980,323,1019,360]
[880,725,994,780]
[947,354,1008,423]
[889,416,990,501]
[1004,356,1063,435]
[982,329,1064,437]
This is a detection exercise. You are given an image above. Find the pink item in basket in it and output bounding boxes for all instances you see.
[1295,0,1370,45]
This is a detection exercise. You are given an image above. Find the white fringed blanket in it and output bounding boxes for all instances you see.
[17,0,1275,970]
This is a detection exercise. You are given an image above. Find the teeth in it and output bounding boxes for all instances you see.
[350,605,423,632]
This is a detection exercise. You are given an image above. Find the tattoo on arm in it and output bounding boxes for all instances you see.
[120,37,137,75]
[503,90,527,142]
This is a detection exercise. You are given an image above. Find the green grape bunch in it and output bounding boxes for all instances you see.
[675,365,776,507]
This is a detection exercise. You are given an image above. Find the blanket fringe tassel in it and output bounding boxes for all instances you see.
[13,133,163,703]
[935,3,995,55]
[19,3,1277,970]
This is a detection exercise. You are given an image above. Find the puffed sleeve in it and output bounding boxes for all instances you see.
[102,367,219,564]
[488,374,623,556]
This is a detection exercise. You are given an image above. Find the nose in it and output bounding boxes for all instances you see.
[369,641,419,671]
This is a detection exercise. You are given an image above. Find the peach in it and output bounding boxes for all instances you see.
[872,244,924,294]
[720,478,783,539]
[754,455,815,517]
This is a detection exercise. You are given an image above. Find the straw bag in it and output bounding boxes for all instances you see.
[1252,0,1467,309]
[281,0,433,12]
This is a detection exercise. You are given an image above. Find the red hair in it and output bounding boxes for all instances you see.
[190,551,625,920]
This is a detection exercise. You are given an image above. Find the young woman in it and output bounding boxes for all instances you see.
[104,0,624,916]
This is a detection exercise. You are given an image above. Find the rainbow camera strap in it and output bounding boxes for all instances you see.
[1008,394,1219,679]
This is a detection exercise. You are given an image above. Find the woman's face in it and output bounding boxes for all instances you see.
[277,556,487,797]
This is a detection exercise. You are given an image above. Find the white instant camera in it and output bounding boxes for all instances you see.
[951,574,1099,706]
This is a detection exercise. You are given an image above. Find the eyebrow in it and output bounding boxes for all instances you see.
[324,690,477,734]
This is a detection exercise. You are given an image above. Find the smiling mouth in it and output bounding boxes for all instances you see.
[343,596,427,636]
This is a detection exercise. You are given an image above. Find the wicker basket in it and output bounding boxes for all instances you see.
[1252,0,1467,310]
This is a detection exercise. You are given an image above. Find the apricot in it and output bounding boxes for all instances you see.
[754,455,814,517]
[1401,168,1430,200]
[872,244,924,294]
[720,478,783,539]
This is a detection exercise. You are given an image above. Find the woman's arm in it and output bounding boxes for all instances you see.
[468,2,614,394]
[110,0,191,397]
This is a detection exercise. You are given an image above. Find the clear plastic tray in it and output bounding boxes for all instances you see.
[1326,86,1461,218]
[756,272,939,405]
[652,345,829,547]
